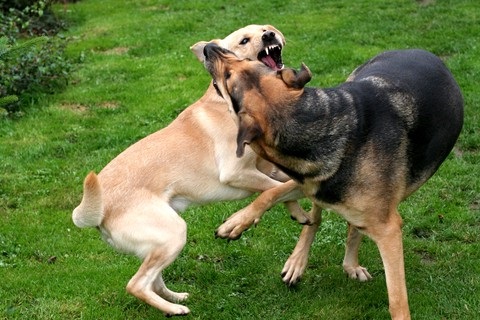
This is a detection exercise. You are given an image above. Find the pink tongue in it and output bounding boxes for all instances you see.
[262,56,278,70]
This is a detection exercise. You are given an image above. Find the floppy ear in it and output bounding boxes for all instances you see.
[278,63,312,89]
[236,114,262,157]
[190,39,222,62]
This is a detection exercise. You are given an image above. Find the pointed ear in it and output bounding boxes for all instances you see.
[190,39,222,62]
[236,115,262,157]
[277,63,312,89]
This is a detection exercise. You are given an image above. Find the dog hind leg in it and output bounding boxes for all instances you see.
[153,274,189,303]
[118,201,189,316]
[126,248,190,316]
[342,223,372,281]
[365,210,410,320]
[281,204,322,285]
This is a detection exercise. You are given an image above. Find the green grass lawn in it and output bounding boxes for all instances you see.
[1,0,479,319]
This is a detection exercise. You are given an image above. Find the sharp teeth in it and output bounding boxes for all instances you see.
[264,45,280,56]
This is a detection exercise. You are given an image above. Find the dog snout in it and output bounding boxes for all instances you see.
[203,44,233,62]
[203,43,213,60]
[262,31,276,42]
[203,43,221,61]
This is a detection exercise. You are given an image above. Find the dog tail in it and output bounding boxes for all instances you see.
[72,172,104,228]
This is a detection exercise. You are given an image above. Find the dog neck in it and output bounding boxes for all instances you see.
[254,84,370,183]
[204,81,228,104]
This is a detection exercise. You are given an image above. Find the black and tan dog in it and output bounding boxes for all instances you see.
[203,44,463,319]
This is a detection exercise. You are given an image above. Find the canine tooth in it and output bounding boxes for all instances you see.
[265,47,269,55]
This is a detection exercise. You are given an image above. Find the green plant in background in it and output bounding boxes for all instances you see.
[0,36,72,112]
[0,36,47,111]
[0,0,66,40]
[0,0,73,113]
[0,94,18,109]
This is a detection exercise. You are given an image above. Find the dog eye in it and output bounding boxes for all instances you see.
[240,38,249,45]
[224,71,231,80]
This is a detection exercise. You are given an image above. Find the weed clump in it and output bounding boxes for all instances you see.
[0,0,74,113]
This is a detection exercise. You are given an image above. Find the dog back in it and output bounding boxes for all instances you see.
[258,49,463,202]
[346,49,463,191]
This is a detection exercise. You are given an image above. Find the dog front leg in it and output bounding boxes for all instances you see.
[281,204,322,285]
[215,180,306,239]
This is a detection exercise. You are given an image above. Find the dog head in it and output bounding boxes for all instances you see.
[203,43,312,157]
[191,24,285,70]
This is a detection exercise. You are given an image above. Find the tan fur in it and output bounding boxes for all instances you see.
[72,25,309,316]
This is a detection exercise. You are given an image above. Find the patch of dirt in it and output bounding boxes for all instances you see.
[99,101,120,109]
[416,0,435,6]
[469,200,480,211]
[414,249,436,265]
[100,47,130,55]
[141,4,170,11]
[453,146,463,158]
[59,102,88,113]
[411,226,433,239]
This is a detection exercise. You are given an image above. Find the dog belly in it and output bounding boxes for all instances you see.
[170,187,253,212]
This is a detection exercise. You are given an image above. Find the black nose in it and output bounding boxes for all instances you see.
[262,31,275,41]
[204,43,220,60]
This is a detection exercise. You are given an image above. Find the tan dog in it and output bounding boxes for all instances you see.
[203,44,463,319]
[72,25,309,317]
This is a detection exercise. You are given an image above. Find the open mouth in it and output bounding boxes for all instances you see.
[258,45,283,71]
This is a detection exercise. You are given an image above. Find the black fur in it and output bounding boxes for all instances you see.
[270,50,463,203]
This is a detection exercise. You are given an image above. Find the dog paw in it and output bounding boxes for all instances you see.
[290,213,312,225]
[154,287,189,303]
[171,292,189,303]
[215,209,259,240]
[285,202,314,226]
[215,221,252,240]
[280,252,308,286]
[281,269,302,286]
[164,304,190,317]
[343,265,372,282]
